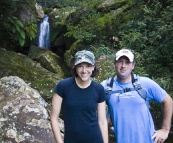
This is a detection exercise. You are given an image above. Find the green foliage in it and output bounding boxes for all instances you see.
[44,8,53,14]
[96,14,112,27]
[90,45,116,81]
[65,24,97,42]
[116,0,173,78]
[93,54,115,83]
[0,0,26,48]
[34,0,58,8]
[64,5,120,47]
[90,44,112,59]
[152,77,172,93]
[56,0,104,8]
[25,22,37,41]
[55,0,81,7]
[65,8,103,42]
[0,0,173,93]
[133,52,148,76]
[7,16,25,46]
[150,75,173,110]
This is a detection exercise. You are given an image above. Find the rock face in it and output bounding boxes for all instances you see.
[28,45,70,78]
[0,76,64,143]
[35,3,45,18]
[0,48,62,103]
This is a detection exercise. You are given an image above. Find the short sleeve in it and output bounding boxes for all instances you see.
[94,82,106,103]
[54,80,64,98]
[140,77,167,103]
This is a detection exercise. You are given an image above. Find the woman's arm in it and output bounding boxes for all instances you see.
[50,93,63,143]
[97,101,109,143]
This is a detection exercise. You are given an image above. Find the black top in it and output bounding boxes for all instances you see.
[54,77,106,143]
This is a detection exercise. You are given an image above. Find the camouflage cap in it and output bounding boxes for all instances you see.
[74,50,95,66]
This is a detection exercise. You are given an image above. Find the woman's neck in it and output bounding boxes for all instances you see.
[75,77,91,88]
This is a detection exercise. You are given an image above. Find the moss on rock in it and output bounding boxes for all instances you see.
[0,48,61,103]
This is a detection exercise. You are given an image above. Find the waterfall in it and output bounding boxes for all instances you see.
[38,15,50,49]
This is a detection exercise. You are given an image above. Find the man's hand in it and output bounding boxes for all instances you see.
[152,129,169,143]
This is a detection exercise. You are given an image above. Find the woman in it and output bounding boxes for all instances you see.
[50,50,108,143]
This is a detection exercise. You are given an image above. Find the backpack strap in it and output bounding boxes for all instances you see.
[105,76,139,103]
[105,77,114,105]
[108,76,114,88]
[132,73,150,108]
[105,74,150,108]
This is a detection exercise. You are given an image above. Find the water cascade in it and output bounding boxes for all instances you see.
[38,15,50,49]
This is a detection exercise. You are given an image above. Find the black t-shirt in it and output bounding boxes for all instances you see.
[54,77,106,143]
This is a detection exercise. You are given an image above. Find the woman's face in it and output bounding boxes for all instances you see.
[75,62,95,82]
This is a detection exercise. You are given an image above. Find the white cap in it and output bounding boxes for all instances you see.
[115,49,134,62]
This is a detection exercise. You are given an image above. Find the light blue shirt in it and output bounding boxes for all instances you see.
[101,76,166,143]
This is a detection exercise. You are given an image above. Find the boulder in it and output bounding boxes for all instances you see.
[35,3,45,18]
[0,76,64,142]
[48,7,77,50]
[0,48,61,103]
[28,45,70,78]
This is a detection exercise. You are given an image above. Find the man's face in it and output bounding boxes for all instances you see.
[114,56,135,82]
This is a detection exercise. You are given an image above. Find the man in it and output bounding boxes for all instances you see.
[101,49,173,143]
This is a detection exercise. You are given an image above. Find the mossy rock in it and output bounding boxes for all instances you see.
[0,48,62,103]
[28,45,71,78]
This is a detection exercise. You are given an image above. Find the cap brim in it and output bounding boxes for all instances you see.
[116,55,133,62]
[74,59,95,65]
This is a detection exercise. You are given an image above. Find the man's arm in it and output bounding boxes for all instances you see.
[152,94,173,143]
[161,94,173,132]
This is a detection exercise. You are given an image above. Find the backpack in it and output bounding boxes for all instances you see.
[105,73,150,108]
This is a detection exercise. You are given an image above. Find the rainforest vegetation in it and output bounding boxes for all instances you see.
[0,0,173,107]
[0,1,173,142]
